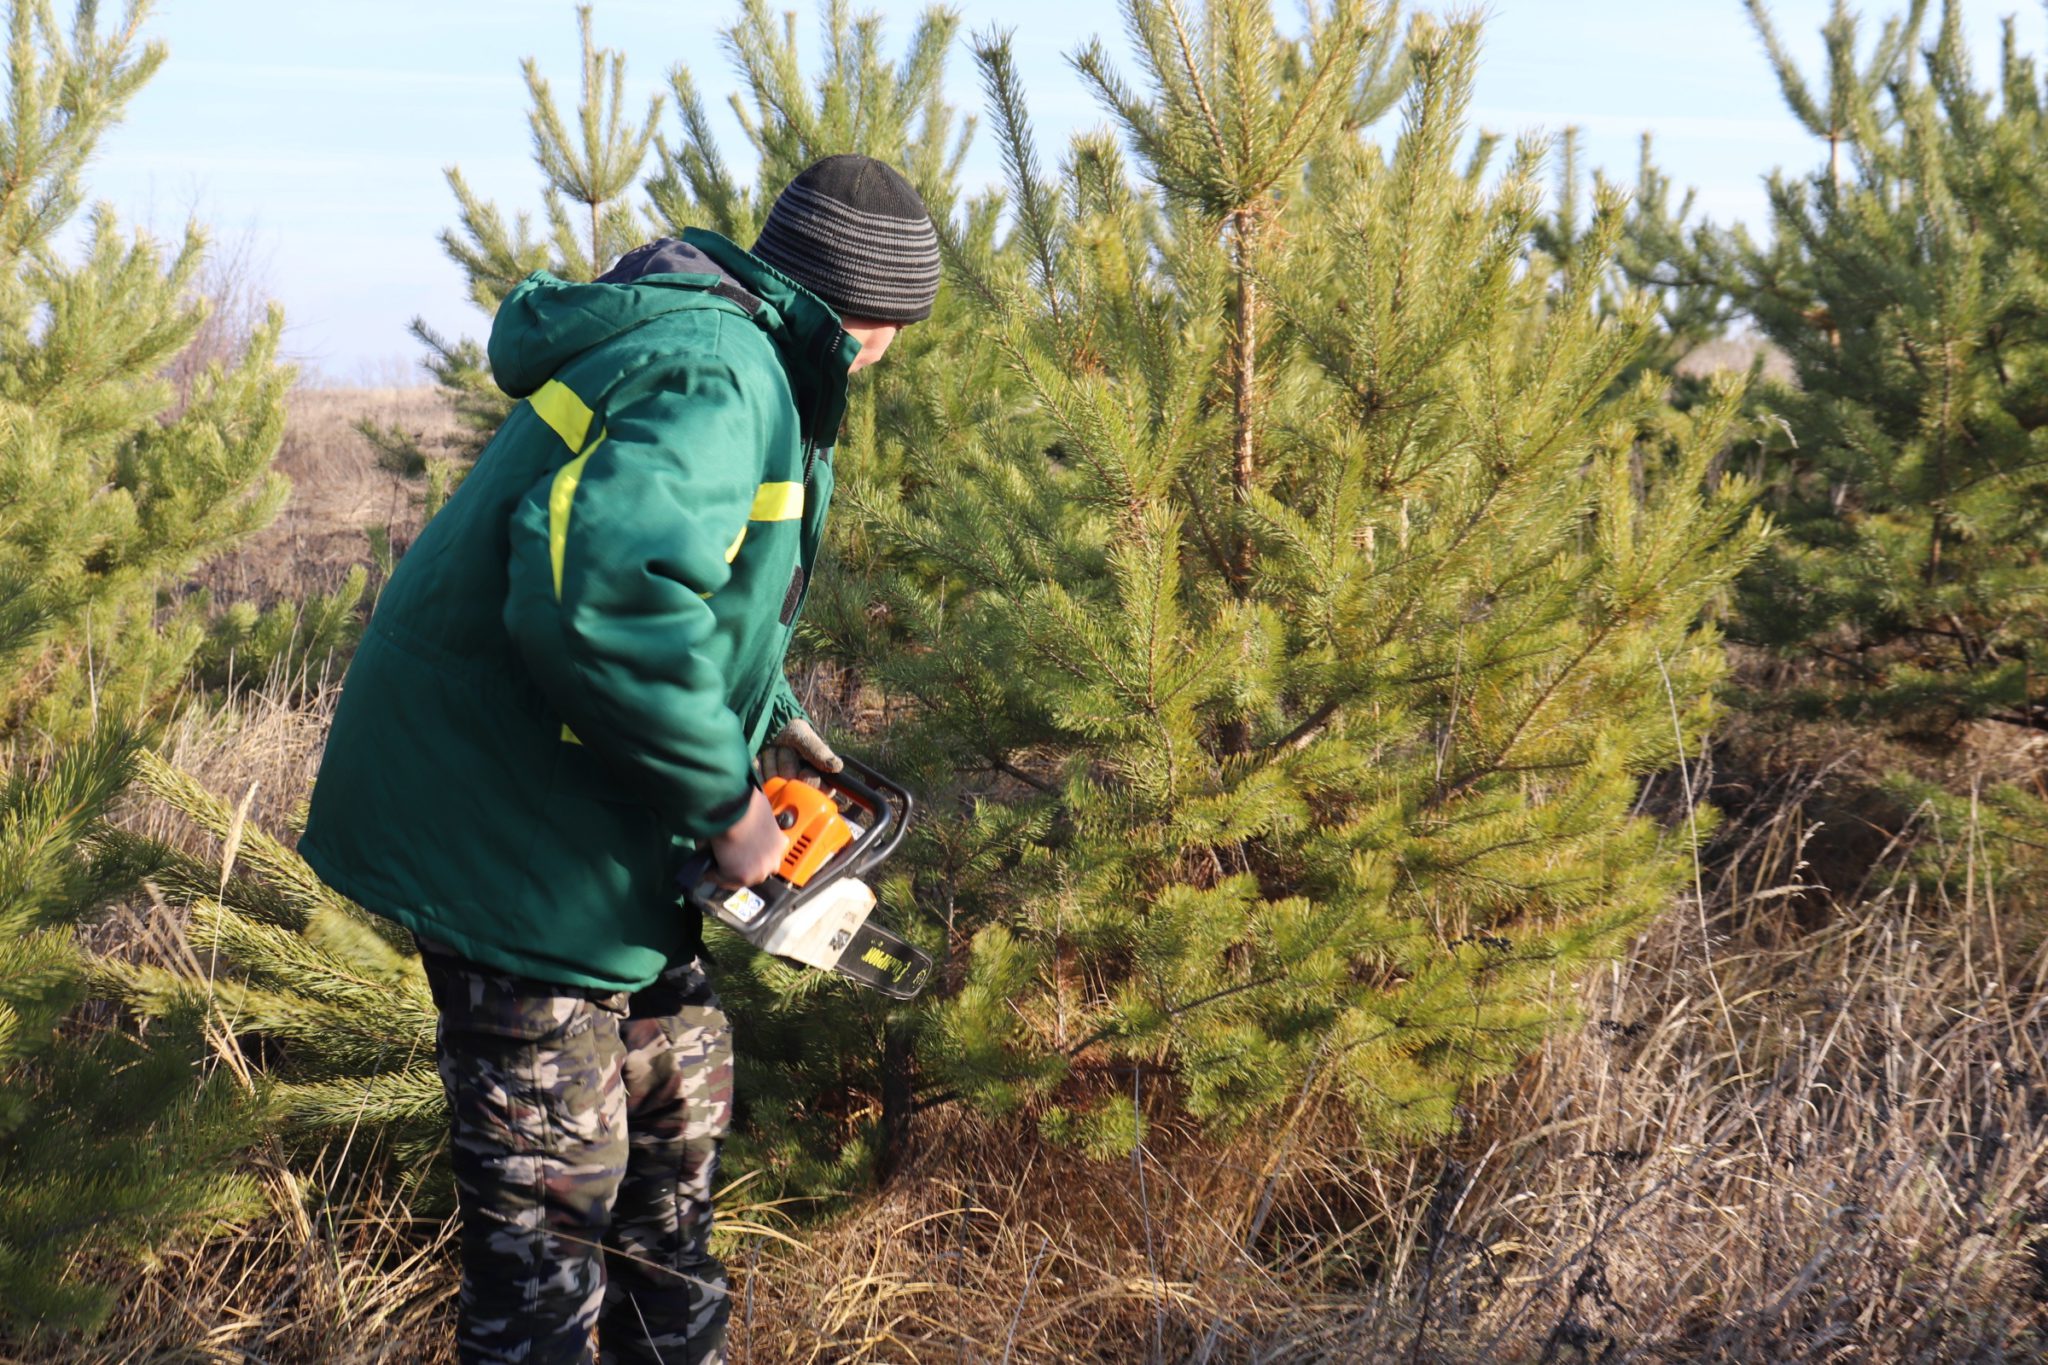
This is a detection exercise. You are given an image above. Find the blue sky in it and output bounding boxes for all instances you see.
[98,1,2045,380]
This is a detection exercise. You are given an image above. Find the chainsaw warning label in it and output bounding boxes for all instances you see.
[721,887,767,924]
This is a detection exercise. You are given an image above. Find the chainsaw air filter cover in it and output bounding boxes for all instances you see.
[763,776,856,887]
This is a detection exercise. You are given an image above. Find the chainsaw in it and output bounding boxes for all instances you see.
[680,756,932,1000]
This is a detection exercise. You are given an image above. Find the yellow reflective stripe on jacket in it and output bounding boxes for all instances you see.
[531,378,605,601]
[749,481,804,521]
[547,440,600,598]
[719,481,805,569]
[530,379,595,452]
[533,378,600,746]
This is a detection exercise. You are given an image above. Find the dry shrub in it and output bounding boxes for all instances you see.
[60,709,2048,1362]
[162,228,275,416]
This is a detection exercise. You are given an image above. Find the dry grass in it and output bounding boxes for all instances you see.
[720,784,2048,1363]
[194,386,452,609]
[58,687,2048,1362]
[34,389,2048,1361]
[59,1160,458,1365]
[141,677,340,848]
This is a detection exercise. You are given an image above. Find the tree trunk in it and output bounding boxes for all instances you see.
[1220,207,1262,759]
[878,1016,914,1181]
[1230,207,1261,584]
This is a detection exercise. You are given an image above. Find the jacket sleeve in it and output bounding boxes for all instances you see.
[503,362,762,842]
[763,670,810,742]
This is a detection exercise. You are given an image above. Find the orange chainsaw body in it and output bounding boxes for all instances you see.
[763,776,855,888]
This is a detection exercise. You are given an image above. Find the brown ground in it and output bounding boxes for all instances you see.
[195,386,454,607]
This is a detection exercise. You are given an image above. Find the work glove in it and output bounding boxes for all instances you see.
[761,716,842,786]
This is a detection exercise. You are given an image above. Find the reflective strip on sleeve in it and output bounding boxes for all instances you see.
[534,377,603,744]
[530,379,595,452]
[716,481,803,572]
[531,379,604,601]
[532,382,602,601]
[547,441,600,599]
[749,481,805,521]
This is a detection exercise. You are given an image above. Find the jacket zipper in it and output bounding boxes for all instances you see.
[799,325,841,487]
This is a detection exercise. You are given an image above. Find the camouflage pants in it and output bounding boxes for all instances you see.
[420,941,733,1365]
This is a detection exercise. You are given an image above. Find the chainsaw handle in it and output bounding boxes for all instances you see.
[830,755,914,881]
[675,849,800,910]
[678,754,915,925]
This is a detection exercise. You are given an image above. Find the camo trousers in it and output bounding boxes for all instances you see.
[420,941,733,1365]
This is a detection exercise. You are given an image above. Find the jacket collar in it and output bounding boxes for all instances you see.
[681,227,859,446]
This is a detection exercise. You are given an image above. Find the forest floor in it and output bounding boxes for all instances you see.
[38,382,2048,1362]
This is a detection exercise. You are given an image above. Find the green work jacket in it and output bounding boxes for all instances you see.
[301,229,858,990]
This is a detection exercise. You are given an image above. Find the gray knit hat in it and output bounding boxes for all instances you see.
[751,155,940,325]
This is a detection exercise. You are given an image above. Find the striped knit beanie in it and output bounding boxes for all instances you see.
[750,155,940,325]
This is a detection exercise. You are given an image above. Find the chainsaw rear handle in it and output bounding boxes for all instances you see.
[678,754,914,924]
[830,755,913,881]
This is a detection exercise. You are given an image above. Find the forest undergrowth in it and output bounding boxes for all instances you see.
[53,591,2048,1363]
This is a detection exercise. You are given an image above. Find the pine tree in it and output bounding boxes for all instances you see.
[647,0,972,245]
[0,727,259,1335]
[103,0,1766,1210]
[385,0,987,491]
[647,0,991,504]
[0,0,288,1335]
[100,754,442,1173]
[1654,0,2046,733]
[1745,0,1930,192]
[426,0,661,309]
[1536,127,1737,398]
[811,5,1762,1147]
[641,0,1002,1186]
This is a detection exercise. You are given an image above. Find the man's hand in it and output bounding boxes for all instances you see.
[710,787,787,887]
[761,716,843,786]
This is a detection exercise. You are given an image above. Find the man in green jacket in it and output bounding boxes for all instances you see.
[301,155,940,1365]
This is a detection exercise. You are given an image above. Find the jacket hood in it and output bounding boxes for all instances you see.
[488,230,859,442]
